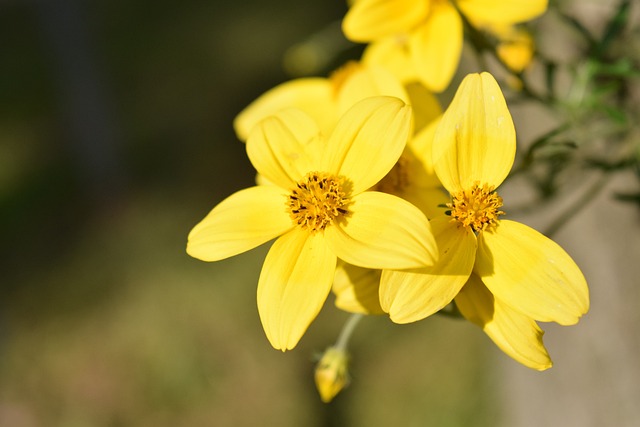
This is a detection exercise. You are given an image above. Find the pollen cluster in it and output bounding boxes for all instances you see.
[287,172,350,233]
[448,182,504,232]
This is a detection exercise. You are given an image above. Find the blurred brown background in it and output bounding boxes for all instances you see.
[1,0,639,426]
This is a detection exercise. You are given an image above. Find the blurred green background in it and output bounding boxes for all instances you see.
[1,0,639,426]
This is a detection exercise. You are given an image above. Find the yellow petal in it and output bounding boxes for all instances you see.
[432,72,516,193]
[258,229,337,350]
[457,0,547,27]
[323,96,412,195]
[379,215,477,323]
[246,108,324,189]
[475,220,590,325]
[409,115,441,176]
[233,78,336,141]
[455,274,552,370]
[404,81,442,133]
[337,64,410,117]
[187,186,293,261]
[362,38,417,83]
[342,0,429,42]
[333,263,384,315]
[409,1,463,92]
[324,191,437,269]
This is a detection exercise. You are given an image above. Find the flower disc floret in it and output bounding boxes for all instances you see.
[448,182,504,232]
[288,172,350,233]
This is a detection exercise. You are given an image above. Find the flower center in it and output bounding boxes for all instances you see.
[287,172,350,233]
[447,182,504,232]
[374,154,410,195]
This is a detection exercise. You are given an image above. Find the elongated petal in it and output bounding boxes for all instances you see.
[379,215,476,323]
[333,263,384,315]
[323,97,412,195]
[324,191,437,269]
[455,274,552,370]
[258,229,337,350]
[432,72,516,193]
[246,108,324,189]
[457,0,547,26]
[343,0,429,42]
[409,1,463,92]
[187,186,293,261]
[234,78,336,141]
[475,220,589,325]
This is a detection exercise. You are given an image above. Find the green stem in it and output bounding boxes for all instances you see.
[334,313,363,351]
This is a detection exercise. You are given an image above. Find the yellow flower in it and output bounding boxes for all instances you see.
[187,96,438,351]
[379,73,589,369]
[343,0,548,92]
[233,61,410,142]
[314,347,350,403]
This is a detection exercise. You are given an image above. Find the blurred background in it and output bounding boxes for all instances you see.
[1,0,639,426]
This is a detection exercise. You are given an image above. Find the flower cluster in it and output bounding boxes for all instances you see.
[188,0,590,403]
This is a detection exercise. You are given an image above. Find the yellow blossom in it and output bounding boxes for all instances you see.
[379,73,589,369]
[343,0,548,92]
[187,96,438,351]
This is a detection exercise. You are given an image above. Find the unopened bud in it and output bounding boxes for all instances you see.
[314,347,350,403]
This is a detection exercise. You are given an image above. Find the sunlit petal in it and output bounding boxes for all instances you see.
[475,220,590,325]
[323,97,412,195]
[324,191,437,269]
[246,108,324,188]
[379,215,476,323]
[457,0,548,26]
[343,0,429,42]
[455,274,552,370]
[187,186,293,261]
[409,1,463,93]
[234,78,336,141]
[432,72,516,193]
[333,263,384,315]
[258,229,337,350]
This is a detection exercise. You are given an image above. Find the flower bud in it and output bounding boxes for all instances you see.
[314,347,350,403]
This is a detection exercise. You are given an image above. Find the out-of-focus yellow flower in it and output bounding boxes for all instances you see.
[187,97,438,351]
[491,24,535,73]
[379,73,589,370]
[343,0,548,92]
[314,347,350,403]
[233,61,409,141]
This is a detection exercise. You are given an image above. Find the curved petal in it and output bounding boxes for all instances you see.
[457,0,547,27]
[323,96,412,195]
[379,215,476,323]
[333,263,384,315]
[337,64,410,116]
[409,1,463,93]
[258,229,337,350]
[187,186,293,261]
[432,72,516,193]
[234,78,336,141]
[475,220,590,325]
[246,108,324,188]
[409,115,441,176]
[343,0,429,42]
[455,274,552,370]
[324,191,437,269]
